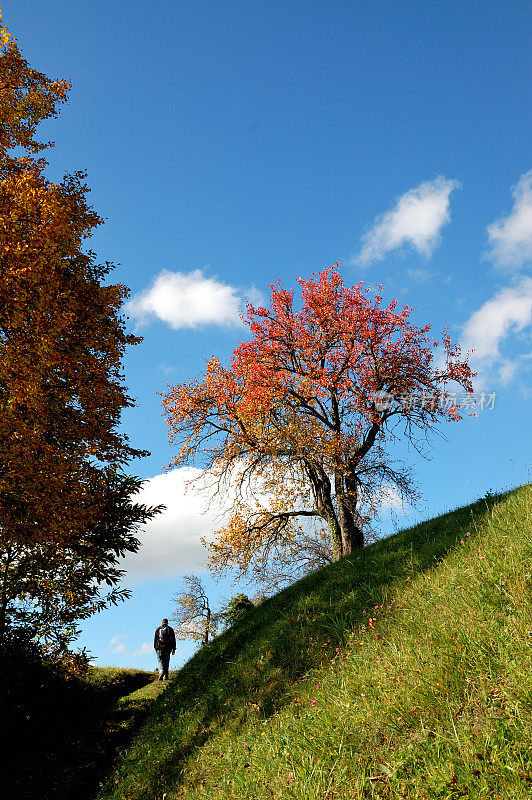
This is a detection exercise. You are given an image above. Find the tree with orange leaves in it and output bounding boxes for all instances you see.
[163,266,474,581]
[0,10,159,645]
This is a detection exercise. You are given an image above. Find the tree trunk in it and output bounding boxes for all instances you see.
[335,470,364,557]
[0,596,7,642]
[326,512,343,561]
[337,498,364,554]
[203,608,211,646]
[306,461,364,560]
[319,491,364,560]
[0,547,12,642]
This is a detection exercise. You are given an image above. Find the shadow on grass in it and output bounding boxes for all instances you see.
[106,491,506,799]
[4,667,159,800]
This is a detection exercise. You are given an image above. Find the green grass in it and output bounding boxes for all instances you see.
[100,485,532,800]
[85,666,162,699]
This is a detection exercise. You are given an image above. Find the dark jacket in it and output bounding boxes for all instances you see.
[154,624,176,652]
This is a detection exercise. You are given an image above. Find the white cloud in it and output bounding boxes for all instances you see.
[178,619,208,637]
[354,176,460,267]
[486,170,532,269]
[126,268,248,330]
[106,637,154,658]
[461,277,532,385]
[120,468,229,583]
[131,643,152,656]
[158,362,176,376]
[107,635,127,654]
[379,484,409,513]
[406,268,434,283]
[120,464,314,583]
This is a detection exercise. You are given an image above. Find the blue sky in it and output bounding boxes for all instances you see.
[7,1,531,669]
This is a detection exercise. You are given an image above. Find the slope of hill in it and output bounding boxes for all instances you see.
[100,485,532,800]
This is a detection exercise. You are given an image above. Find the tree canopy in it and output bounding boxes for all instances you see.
[172,575,217,647]
[0,475,159,647]
[0,10,159,645]
[163,266,474,580]
[220,593,254,629]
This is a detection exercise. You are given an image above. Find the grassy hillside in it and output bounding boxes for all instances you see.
[100,485,532,800]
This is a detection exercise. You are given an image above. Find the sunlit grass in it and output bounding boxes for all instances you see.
[99,485,532,800]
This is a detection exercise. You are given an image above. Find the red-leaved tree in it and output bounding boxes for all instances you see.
[162,266,474,579]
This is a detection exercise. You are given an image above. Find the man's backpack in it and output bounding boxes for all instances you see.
[159,625,171,648]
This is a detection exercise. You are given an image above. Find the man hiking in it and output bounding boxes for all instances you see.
[153,618,176,680]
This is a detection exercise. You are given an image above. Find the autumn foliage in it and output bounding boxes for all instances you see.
[0,14,70,154]
[163,266,474,580]
[0,10,158,644]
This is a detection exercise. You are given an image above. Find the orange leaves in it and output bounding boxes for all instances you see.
[0,9,70,156]
[0,23,146,549]
[0,13,162,652]
[163,265,473,576]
